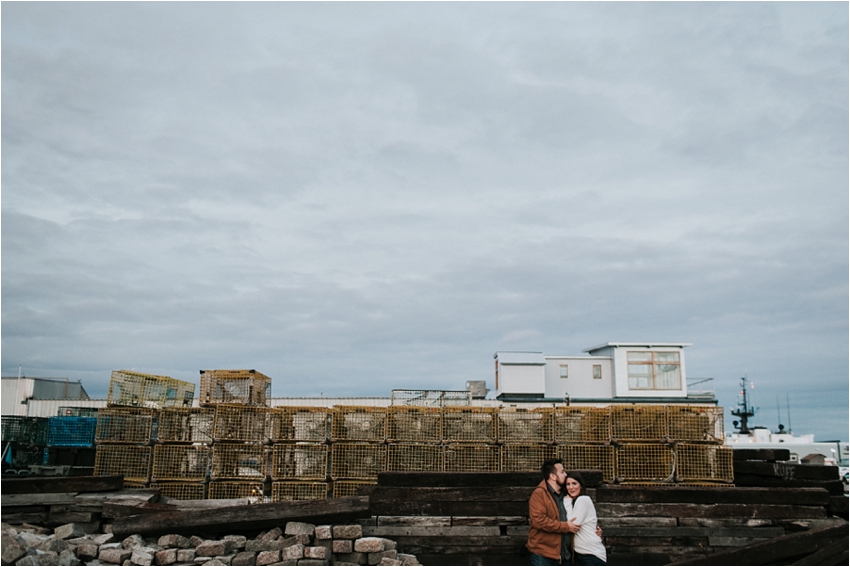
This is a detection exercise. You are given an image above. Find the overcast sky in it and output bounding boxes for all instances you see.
[2,2,847,441]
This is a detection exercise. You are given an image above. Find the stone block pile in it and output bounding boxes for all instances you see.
[1,521,421,567]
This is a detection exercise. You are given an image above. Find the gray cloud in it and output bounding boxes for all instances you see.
[2,2,847,441]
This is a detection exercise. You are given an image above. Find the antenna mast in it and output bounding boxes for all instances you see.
[731,376,756,434]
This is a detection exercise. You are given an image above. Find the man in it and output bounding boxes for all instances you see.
[527,458,580,565]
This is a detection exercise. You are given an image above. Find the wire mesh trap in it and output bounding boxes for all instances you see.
[611,405,669,441]
[212,405,274,443]
[557,444,616,483]
[554,407,612,443]
[387,406,442,442]
[270,443,328,480]
[331,406,388,442]
[330,442,386,479]
[272,482,329,501]
[157,407,215,444]
[502,444,556,472]
[108,370,195,410]
[210,443,268,480]
[498,408,553,443]
[272,407,329,442]
[332,480,377,498]
[615,443,675,482]
[208,481,266,500]
[444,443,501,473]
[442,407,498,443]
[95,408,157,444]
[199,369,271,407]
[47,417,97,447]
[152,444,211,482]
[150,482,207,500]
[676,444,734,483]
[94,444,152,483]
[668,406,724,444]
[386,443,443,472]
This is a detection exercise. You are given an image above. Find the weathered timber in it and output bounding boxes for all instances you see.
[601,526,785,538]
[0,475,123,494]
[101,501,175,519]
[451,516,528,526]
[790,535,850,566]
[376,516,452,527]
[416,552,523,567]
[2,492,78,506]
[732,474,845,494]
[605,536,710,548]
[732,448,791,461]
[75,489,161,507]
[376,470,604,487]
[382,535,526,554]
[159,496,251,508]
[111,495,370,537]
[599,516,678,528]
[828,495,848,519]
[363,525,501,537]
[667,521,849,565]
[369,500,528,517]
[369,486,533,502]
[733,461,839,481]
[596,502,827,519]
[0,511,49,524]
[595,485,831,506]
[47,509,98,524]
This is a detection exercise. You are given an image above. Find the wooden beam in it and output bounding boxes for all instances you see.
[596,502,827,519]
[733,461,839,482]
[0,475,123,495]
[732,448,791,462]
[667,522,849,565]
[2,493,78,506]
[376,470,605,488]
[595,486,831,506]
[111,496,370,537]
[369,486,533,503]
[732,474,845,495]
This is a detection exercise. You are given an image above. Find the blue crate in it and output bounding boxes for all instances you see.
[47,416,97,447]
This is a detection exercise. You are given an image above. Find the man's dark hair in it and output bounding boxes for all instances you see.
[540,458,563,480]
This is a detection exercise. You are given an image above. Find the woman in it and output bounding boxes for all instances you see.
[564,471,607,565]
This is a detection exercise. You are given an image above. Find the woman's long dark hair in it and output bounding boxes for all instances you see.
[565,471,587,506]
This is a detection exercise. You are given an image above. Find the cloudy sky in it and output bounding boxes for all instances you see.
[2,2,847,441]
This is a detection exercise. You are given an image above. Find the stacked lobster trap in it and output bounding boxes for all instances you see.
[94,370,197,487]
[203,370,273,501]
[329,406,387,498]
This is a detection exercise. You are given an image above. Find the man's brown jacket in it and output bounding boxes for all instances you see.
[527,479,573,560]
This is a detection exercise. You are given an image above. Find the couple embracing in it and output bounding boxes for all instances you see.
[527,459,607,566]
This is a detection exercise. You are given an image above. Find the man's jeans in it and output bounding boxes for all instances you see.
[529,553,568,566]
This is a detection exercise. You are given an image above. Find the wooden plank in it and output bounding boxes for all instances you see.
[0,511,49,524]
[362,525,501,537]
[369,486,534,502]
[667,522,849,566]
[601,527,784,538]
[733,461,839,481]
[376,470,605,488]
[47,510,97,524]
[380,535,527,555]
[733,448,791,461]
[369,500,529,517]
[376,516,452,527]
[597,502,827,519]
[595,485,831,506]
[76,489,160,507]
[112,495,370,537]
[677,518,777,528]
[416,553,524,567]
[733,474,845,495]
[506,526,528,536]
[451,516,528,526]
[598,516,677,528]
[0,475,123,495]
[604,536,710,548]
[2,492,78,506]
[790,536,850,566]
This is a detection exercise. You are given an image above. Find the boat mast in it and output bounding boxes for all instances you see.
[731,376,756,434]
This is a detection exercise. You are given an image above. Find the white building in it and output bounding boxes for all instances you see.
[494,342,714,405]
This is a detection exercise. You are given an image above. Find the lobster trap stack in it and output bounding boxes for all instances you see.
[94,370,196,489]
[1,417,48,471]
[271,406,330,501]
[202,370,275,501]
[328,406,387,498]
